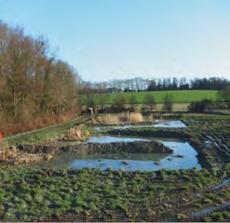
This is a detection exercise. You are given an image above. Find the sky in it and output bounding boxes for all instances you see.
[0,0,230,82]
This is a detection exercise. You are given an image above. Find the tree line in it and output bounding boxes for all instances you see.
[87,77,230,92]
[84,92,174,114]
[0,21,81,134]
[85,89,229,115]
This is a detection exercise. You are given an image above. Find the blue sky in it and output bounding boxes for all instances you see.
[0,0,230,81]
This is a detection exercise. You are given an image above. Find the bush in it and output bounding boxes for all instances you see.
[144,94,156,112]
[219,86,230,108]
[85,94,96,108]
[129,94,138,111]
[97,93,108,112]
[96,112,144,124]
[112,94,126,112]
[188,99,214,113]
[96,114,119,124]
[119,112,144,123]
[162,94,173,112]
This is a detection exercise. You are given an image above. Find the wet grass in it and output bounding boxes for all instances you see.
[0,166,227,222]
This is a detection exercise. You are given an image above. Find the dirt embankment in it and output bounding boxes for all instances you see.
[108,128,190,140]
[17,140,172,156]
[0,146,44,165]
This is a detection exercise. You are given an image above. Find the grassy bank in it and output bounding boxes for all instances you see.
[4,115,90,145]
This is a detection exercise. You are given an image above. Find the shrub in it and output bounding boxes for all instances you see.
[97,93,108,112]
[144,94,156,112]
[86,94,96,108]
[118,112,144,123]
[188,99,214,113]
[219,86,230,108]
[129,94,138,111]
[113,94,126,111]
[96,112,144,124]
[162,94,173,112]
[128,112,144,123]
[96,114,119,124]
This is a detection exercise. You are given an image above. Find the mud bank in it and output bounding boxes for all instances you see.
[17,140,172,157]
[107,128,190,139]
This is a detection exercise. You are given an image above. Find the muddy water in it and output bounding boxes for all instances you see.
[37,135,201,171]
[43,152,167,170]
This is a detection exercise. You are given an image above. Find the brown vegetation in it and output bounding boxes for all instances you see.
[0,146,43,164]
[44,125,92,143]
[96,112,145,124]
[63,126,91,141]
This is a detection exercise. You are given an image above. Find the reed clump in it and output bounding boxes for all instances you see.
[96,112,145,124]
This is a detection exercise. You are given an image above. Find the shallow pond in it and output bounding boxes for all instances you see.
[153,120,187,128]
[87,135,149,144]
[95,119,187,131]
[37,135,201,172]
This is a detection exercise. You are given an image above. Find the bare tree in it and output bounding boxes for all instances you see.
[0,21,81,134]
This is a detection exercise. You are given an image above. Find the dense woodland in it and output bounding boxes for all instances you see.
[0,21,81,134]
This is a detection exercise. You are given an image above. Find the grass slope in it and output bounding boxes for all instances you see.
[84,90,218,105]
[4,115,89,145]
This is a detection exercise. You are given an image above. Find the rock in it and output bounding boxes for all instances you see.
[173,155,184,158]
[121,160,129,165]
[163,203,173,208]
[154,161,160,165]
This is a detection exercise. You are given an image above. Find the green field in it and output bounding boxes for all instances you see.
[83,90,218,105]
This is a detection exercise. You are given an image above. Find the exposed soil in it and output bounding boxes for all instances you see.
[17,140,172,156]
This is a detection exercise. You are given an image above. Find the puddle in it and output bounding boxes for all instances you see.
[37,135,201,172]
